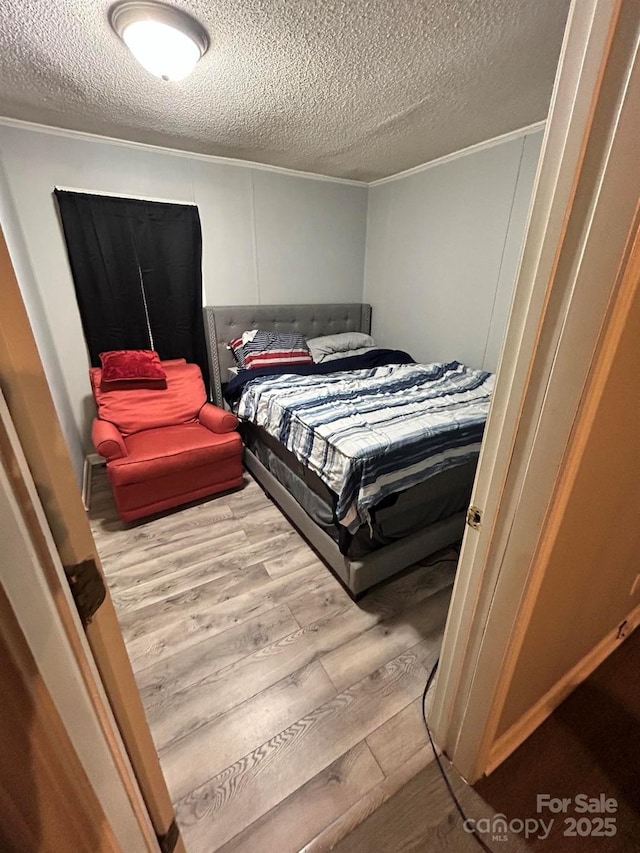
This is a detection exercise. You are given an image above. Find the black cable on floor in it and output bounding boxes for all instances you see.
[421,659,495,853]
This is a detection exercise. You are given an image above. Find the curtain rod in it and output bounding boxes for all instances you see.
[53,185,197,206]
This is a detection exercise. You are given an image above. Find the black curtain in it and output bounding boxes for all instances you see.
[55,190,209,390]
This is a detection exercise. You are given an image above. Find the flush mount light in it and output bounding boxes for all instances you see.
[110,1,209,82]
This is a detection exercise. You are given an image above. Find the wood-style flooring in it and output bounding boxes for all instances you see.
[89,468,459,852]
[333,621,640,852]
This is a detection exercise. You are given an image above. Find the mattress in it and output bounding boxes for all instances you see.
[233,359,492,533]
[242,422,476,558]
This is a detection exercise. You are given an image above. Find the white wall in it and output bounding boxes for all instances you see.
[0,161,85,484]
[364,130,542,372]
[0,123,367,477]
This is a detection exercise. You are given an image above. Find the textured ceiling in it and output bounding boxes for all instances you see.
[0,0,570,181]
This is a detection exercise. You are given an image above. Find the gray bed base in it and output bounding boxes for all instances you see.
[244,447,465,597]
[202,302,464,597]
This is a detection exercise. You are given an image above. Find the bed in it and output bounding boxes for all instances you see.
[203,303,490,597]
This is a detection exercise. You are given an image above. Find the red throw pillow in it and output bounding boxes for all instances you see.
[99,350,167,385]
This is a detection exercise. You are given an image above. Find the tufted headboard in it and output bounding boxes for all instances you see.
[203,303,372,405]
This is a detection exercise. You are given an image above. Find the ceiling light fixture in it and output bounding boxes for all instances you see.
[110,1,209,82]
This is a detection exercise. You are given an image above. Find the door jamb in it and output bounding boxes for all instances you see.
[429,0,628,781]
[0,391,157,851]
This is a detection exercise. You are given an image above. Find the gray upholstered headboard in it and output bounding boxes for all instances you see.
[203,303,372,405]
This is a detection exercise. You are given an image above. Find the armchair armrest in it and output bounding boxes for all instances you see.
[92,419,127,461]
[199,403,238,434]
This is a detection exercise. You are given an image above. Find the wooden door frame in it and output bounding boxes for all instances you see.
[0,225,184,849]
[0,571,120,853]
[430,0,640,782]
[0,397,152,851]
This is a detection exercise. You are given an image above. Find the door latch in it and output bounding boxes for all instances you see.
[63,558,106,626]
[466,505,483,530]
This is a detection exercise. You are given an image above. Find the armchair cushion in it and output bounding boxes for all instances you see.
[92,418,127,461]
[108,424,241,486]
[199,403,238,434]
[89,359,206,437]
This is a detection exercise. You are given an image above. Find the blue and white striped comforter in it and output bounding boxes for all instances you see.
[237,361,494,533]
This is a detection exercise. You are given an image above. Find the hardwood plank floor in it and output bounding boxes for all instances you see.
[89,467,459,852]
[174,650,428,851]
[332,627,640,853]
[217,741,383,853]
[161,659,337,802]
[136,605,298,705]
[329,755,529,853]
[366,697,433,776]
[320,584,453,693]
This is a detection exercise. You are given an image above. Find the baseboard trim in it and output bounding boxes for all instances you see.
[486,600,640,775]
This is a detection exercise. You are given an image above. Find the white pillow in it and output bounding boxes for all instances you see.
[319,346,378,362]
[307,332,375,363]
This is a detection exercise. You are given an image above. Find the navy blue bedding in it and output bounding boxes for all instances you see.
[223,348,415,404]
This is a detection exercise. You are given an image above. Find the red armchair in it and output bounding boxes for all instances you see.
[89,358,243,521]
